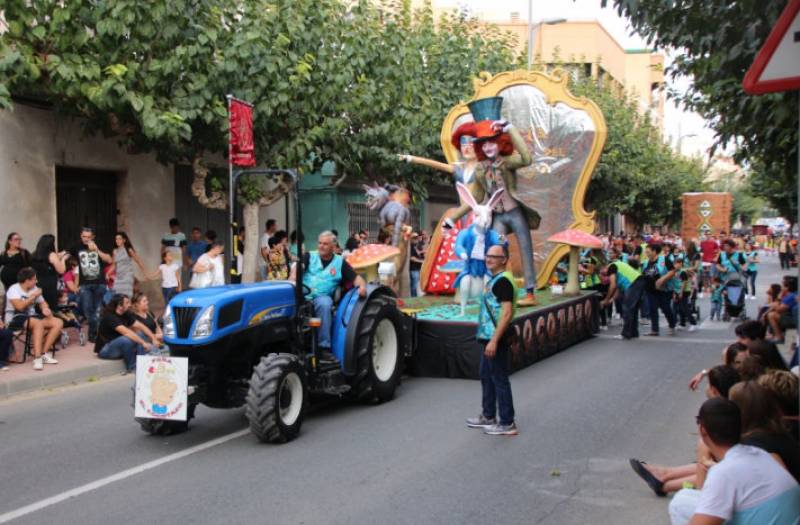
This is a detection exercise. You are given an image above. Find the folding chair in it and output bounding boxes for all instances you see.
[8,313,32,364]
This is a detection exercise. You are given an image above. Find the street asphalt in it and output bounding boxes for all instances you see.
[0,254,792,525]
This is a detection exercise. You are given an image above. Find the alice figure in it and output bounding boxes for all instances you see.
[399,121,486,228]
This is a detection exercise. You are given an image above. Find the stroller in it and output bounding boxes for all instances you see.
[722,273,747,322]
[55,290,86,346]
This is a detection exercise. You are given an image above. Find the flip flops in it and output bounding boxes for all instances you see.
[629,458,666,497]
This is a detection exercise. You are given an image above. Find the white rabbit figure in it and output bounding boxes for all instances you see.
[452,182,505,316]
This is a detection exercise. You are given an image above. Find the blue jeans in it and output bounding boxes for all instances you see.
[492,207,536,291]
[98,335,145,371]
[409,270,420,297]
[162,287,178,305]
[710,300,722,320]
[746,270,757,296]
[647,290,676,334]
[78,284,106,340]
[622,278,645,338]
[312,295,333,349]
[479,340,515,425]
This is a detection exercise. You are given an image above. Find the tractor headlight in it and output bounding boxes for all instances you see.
[192,305,215,339]
[163,305,176,338]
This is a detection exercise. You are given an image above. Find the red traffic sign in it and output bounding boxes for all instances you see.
[743,0,800,94]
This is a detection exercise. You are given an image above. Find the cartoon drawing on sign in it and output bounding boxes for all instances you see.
[150,363,178,415]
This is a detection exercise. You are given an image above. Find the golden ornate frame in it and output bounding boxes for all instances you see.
[438,69,607,289]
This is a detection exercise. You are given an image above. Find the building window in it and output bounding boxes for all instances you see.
[346,202,420,243]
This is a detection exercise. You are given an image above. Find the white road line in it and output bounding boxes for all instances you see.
[0,428,250,524]
[596,334,726,345]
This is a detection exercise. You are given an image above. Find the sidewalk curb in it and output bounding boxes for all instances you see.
[0,360,126,399]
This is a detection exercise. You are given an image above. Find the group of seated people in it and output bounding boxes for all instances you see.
[0,265,163,374]
[628,320,800,524]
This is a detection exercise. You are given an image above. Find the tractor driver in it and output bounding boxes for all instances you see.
[290,231,367,361]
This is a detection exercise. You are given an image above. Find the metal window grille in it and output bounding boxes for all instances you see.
[346,202,420,243]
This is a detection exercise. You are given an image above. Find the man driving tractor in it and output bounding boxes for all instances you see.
[290,231,367,361]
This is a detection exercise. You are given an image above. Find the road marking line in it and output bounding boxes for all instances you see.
[0,428,250,523]
[597,334,726,345]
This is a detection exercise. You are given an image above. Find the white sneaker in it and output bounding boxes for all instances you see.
[688,325,697,332]
[600,325,609,331]
[33,358,43,371]
[41,354,59,365]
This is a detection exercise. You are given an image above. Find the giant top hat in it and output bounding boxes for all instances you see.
[467,96,504,142]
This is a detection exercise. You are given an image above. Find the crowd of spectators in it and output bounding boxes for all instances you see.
[626,317,799,524]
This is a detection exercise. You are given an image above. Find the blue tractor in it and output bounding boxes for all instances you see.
[135,170,412,442]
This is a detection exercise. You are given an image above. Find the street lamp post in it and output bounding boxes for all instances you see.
[526,3,566,70]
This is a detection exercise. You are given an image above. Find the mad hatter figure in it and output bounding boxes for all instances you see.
[471,96,540,306]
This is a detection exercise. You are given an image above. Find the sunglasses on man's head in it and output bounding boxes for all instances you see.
[486,254,507,260]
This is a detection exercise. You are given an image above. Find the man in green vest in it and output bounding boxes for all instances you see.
[466,243,519,436]
[290,231,366,361]
[601,260,645,340]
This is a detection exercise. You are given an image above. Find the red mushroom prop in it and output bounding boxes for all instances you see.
[547,229,603,296]
[346,244,401,282]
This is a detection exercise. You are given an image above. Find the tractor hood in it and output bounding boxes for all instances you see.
[164,281,297,345]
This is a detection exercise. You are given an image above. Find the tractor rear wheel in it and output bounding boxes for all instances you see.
[352,295,404,403]
[246,353,306,443]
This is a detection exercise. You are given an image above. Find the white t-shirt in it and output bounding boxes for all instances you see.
[4,283,45,323]
[695,445,800,523]
[196,253,225,287]
[158,262,181,288]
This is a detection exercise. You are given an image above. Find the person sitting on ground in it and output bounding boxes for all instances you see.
[738,354,766,381]
[95,294,158,374]
[4,267,63,371]
[668,398,800,525]
[765,275,797,344]
[757,370,799,441]
[128,293,163,347]
[746,339,789,372]
[758,283,784,323]
[630,365,741,497]
[289,231,366,362]
[723,342,748,370]
[730,380,800,483]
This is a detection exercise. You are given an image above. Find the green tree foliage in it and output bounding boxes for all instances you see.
[605,0,798,224]
[711,171,766,227]
[565,65,707,230]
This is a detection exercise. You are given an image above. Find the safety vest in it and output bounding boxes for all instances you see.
[477,271,517,341]
[719,251,744,275]
[580,255,601,288]
[303,252,343,300]
[744,251,758,272]
[609,261,641,293]
[642,255,668,276]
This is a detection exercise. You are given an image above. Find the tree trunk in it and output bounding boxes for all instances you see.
[242,202,260,283]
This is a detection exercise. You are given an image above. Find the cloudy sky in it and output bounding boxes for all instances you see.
[436,0,718,158]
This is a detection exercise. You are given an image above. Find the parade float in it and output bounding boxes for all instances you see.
[398,69,608,378]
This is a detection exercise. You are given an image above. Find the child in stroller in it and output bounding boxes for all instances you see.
[55,288,85,346]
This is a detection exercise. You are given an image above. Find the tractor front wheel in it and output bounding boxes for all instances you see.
[246,353,306,443]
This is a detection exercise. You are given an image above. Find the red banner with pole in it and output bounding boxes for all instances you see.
[229,98,256,167]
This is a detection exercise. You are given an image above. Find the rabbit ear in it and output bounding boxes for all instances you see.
[486,188,505,210]
[455,183,478,209]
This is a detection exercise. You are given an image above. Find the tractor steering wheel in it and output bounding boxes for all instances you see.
[301,284,312,298]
